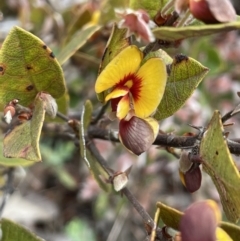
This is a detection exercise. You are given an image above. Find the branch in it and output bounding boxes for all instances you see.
[88,125,240,155]
[86,135,168,241]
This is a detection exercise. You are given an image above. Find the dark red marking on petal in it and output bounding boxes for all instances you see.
[116,73,142,102]
[111,96,122,112]
[130,74,142,101]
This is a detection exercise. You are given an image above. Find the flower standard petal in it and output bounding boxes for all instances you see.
[133,58,167,118]
[95,45,143,94]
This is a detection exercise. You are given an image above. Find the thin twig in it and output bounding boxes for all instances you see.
[151,207,161,241]
[91,103,109,125]
[86,134,167,240]
[56,111,69,122]
[86,138,113,175]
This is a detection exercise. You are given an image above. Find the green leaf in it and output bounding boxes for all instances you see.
[57,92,69,114]
[156,202,182,230]
[79,100,109,191]
[153,20,240,41]
[97,23,130,102]
[1,218,45,241]
[220,222,240,241]
[57,25,101,65]
[0,26,66,106]
[129,0,168,19]
[0,142,33,166]
[141,49,173,66]
[200,111,240,223]
[3,93,46,162]
[154,54,209,120]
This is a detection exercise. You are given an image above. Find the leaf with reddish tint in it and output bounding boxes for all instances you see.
[97,23,130,102]
[0,142,33,166]
[79,100,109,192]
[200,110,240,223]
[3,92,48,162]
[0,26,66,107]
[154,54,209,120]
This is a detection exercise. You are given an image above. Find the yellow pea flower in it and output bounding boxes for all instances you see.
[95,45,167,155]
[95,45,167,120]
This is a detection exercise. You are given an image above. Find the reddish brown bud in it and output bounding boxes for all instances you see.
[179,150,202,192]
[189,0,236,24]
[119,116,159,155]
[183,164,202,192]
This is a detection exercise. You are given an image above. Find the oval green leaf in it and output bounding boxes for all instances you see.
[57,25,101,66]
[200,111,240,223]
[220,222,240,241]
[154,54,209,120]
[0,143,33,166]
[153,20,240,42]
[0,26,66,106]
[3,93,47,162]
[79,100,109,191]
[156,202,182,230]
[1,218,45,241]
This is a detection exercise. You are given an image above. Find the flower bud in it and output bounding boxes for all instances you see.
[180,200,221,241]
[119,116,159,155]
[179,150,202,192]
[189,0,236,24]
